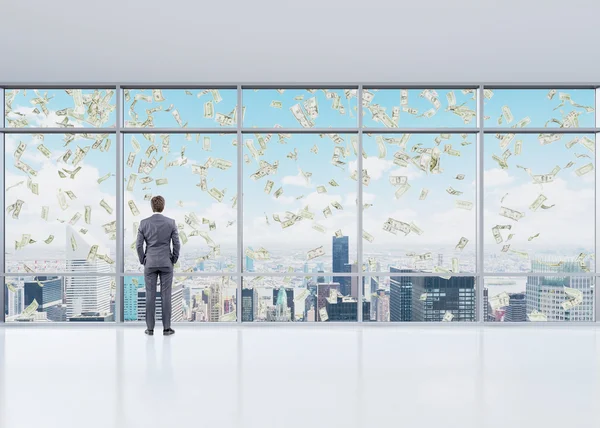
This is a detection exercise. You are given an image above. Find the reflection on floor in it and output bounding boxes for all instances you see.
[0,325,599,428]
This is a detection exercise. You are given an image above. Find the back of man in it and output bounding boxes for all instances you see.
[136,196,180,336]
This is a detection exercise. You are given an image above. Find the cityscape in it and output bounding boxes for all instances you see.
[4,228,594,322]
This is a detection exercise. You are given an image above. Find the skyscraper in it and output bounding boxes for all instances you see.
[317,282,339,321]
[246,247,255,272]
[374,289,390,322]
[332,236,350,295]
[272,287,294,322]
[124,276,143,321]
[24,276,62,321]
[65,226,111,320]
[137,284,184,323]
[410,273,475,322]
[390,268,413,322]
[504,292,527,322]
[324,293,370,321]
[242,288,254,322]
[526,259,594,321]
[208,281,221,322]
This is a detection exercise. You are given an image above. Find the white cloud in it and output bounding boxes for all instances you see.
[281,171,312,188]
[484,168,515,187]
[348,156,394,181]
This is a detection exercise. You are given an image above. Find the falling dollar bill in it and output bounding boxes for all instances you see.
[499,206,525,221]
[419,188,429,200]
[394,183,411,199]
[575,163,594,177]
[329,179,339,187]
[307,246,325,260]
[208,187,224,202]
[529,194,547,211]
[317,185,327,193]
[455,237,469,251]
[128,200,140,216]
[23,299,39,316]
[335,229,343,238]
[44,235,54,244]
[86,245,98,262]
[490,292,510,311]
[274,187,283,198]
[362,230,374,243]
[68,212,81,225]
[455,200,473,210]
[37,144,51,158]
[270,100,283,109]
[70,233,77,251]
[97,172,112,184]
[442,311,454,322]
[156,178,168,186]
[528,310,547,322]
[41,206,49,221]
[100,199,113,214]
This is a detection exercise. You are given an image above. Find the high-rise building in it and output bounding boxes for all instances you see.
[390,268,413,322]
[374,289,390,322]
[137,284,184,323]
[332,236,350,295]
[5,284,24,318]
[242,288,254,322]
[317,282,339,321]
[124,277,143,321]
[483,288,490,321]
[208,281,221,322]
[65,226,111,320]
[504,292,527,322]
[527,260,594,321]
[410,273,475,322]
[24,276,62,321]
[272,287,294,322]
[324,294,370,321]
[245,248,255,272]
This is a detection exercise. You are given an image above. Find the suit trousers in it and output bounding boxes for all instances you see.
[144,266,174,330]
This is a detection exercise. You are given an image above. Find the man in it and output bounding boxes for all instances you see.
[136,196,180,336]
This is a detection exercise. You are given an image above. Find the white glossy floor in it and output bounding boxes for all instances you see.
[1,325,599,428]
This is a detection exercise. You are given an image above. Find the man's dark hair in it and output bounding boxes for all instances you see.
[151,196,165,213]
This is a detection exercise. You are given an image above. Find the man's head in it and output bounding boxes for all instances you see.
[151,196,165,213]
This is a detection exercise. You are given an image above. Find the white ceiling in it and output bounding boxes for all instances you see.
[1,0,599,83]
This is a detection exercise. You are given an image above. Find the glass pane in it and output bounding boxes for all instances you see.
[124,133,237,273]
[124,275,236,322]
[242,88,357,128]
[362,133,476,273]
[124,89,238,128]
[5,275,115,322]
[4,133,116,273]
[362,89,477,128]
[365,273,476,322]
[484,133,595,273]
[484,276,594,322]
[484,89,595,128]
[5,88,116,128]
[243,133,357,274]
[242,276,360,322]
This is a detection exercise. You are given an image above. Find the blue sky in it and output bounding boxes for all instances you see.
[3,87,597,275]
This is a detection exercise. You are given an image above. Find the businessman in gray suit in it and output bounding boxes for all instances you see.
[136,196,180,336]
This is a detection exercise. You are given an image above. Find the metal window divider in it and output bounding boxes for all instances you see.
[0,87,4,322]
[595,86,600,324]
[476,85,485,323]
[116,85,124,323]
[357,86,364,322]
[237,86,243,324]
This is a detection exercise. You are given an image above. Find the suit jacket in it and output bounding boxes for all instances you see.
[136,213,181,268]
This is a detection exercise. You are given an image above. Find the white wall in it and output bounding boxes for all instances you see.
[1,0,599,83]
